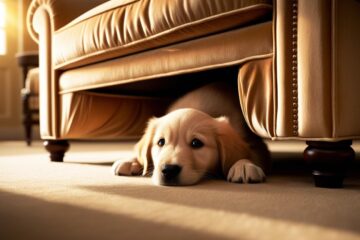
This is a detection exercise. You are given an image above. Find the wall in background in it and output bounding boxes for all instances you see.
[0,0,38,140]
[22,0,37,52]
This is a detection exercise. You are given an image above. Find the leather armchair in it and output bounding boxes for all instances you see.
[27,0,360,187]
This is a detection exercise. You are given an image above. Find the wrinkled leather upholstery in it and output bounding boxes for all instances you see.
[60,91,167,139]
[238,57,274,138]
[59,22,272,93]
[27,0,360,141]
[27,0,273,139]
[53,0,272,69]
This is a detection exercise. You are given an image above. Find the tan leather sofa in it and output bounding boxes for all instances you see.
[27,0,360,188]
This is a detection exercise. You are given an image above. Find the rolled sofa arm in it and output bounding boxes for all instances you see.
[27,0,107,43]
[26,0,107,139]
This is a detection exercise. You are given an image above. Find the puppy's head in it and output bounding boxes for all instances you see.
[136,108,249,186]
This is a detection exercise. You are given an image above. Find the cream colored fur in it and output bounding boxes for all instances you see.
[112,81,270,186]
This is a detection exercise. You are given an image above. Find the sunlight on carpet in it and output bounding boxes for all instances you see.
[0,141,359,240]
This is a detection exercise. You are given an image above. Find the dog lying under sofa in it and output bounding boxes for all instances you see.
[27,0,360,188]
[112,81,271,186]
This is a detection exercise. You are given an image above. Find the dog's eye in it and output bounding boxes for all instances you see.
[190,138,204,149]
[157,138,165,147]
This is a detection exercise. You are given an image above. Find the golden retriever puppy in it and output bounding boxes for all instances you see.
[112,81,271,186]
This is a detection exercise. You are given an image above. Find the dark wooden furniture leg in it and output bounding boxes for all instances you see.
[22,92,32,146]
[22,91,40,146]
[16,53,39,146]
[304,140,355,188]
[44,140,70,162]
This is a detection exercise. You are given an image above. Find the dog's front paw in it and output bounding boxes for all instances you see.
[111,158,143,176]
[227,159,265,183]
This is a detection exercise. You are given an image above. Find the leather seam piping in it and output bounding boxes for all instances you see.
[291,0,298,136]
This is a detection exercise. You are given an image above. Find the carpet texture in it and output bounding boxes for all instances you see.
[0,141,359,240]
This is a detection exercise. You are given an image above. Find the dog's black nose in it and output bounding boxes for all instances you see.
[161,164,182,180]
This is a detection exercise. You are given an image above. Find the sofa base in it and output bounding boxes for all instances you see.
[304,140,355,188]
[44,140,70,162]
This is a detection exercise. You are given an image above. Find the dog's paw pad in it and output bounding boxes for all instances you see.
[227,159,265,183]
[112,159,142,176]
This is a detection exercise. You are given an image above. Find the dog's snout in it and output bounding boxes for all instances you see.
[161,164,182,180]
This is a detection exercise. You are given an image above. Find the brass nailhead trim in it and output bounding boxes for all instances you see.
[291,0,299,136]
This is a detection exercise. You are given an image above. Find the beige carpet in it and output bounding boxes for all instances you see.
[0,140,359,240]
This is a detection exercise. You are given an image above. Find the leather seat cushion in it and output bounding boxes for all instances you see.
[59,22,272,93]
[54,0,272,69]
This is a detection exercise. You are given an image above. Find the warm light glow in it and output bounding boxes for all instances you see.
[0,1,6,55]
[0,30,5,55]
[0,2,5,27]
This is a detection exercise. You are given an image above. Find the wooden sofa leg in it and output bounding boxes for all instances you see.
[44,140,70,162]
[304,140,354,188]
[22,92,32,146]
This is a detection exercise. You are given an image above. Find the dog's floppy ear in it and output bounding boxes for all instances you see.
[135,117,157,176]
[215,116,251,177]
